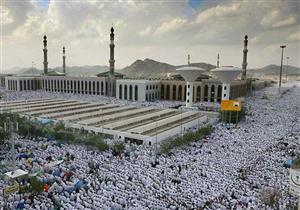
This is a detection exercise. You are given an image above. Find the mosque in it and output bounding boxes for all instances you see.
[3,27,254,104]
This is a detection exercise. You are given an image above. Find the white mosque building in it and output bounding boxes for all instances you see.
[3,27,260,104]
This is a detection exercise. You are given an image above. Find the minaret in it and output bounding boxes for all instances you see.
[109,26,115,76]
[62,46,66,74]
[242,35,248,80]
[108,26,115,97]
[188,54,190,65]
[43,35,48,75]
[217,53,220,68]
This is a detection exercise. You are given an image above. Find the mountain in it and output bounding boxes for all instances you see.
[10,65,109,77]
[17,67,41,75]
[248,65,300,76]
[50,65,109,77]
[119,58,215,79]
[120,58,175,78]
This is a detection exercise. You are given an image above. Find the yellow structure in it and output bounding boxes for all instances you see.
[221,100,241,111]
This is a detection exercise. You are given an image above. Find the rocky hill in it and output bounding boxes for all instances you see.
[118,58,215,79]
[248,65,300,76]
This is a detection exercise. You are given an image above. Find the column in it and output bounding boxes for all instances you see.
[222,83,230,100]
[186,81,193,107]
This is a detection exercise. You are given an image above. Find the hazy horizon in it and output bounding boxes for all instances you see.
[1,0,300,73]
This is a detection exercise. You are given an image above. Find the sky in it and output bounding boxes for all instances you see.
[1,0,299,73]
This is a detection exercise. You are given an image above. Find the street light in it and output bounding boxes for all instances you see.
[286,57,290,83]
[279,45,286,93]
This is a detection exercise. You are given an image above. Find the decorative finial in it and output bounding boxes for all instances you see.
[111,25,114,33]
[43,35,47,47]
[63,46,65,54]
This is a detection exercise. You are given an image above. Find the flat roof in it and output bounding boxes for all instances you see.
[1,99,71,111]
[26,101,86,116]
[44,104,105,119]
[39,103,101,118]
[11,101,86,114]
[128,112,197,134]
[77,106,137,125]
[58,104,120,121]
[103,109,175,130]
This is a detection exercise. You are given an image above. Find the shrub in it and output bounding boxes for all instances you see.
[113,142,125,154]
[85,135,109,151]
[161,126,213,154]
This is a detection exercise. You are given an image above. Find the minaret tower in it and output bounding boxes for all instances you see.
[108,26,116,97]
[62,46,66,74]
[217,53,220,68]
[242,35,248,80]
[43,35,48,75]
[109,26,115,76]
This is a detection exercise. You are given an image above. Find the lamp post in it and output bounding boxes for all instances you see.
[286,57,289,83]
[279,45,286,93]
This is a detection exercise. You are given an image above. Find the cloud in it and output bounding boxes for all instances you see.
[1,0,300,71]
[155,17,187,35]
[272,15,297,28]
[139,26,153,37]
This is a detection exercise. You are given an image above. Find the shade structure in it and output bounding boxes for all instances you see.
[176,66,206,107]
[211,66,242,84]
[211,66,242,100]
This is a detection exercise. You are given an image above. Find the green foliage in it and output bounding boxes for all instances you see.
[84,135,109,151]
[0,128,9,145]
[292,159,300,169]
[161,126,214,154]
[220,109,246,124]
[0,112,109,152]
[113,142,125,153]
[19,177,44,194]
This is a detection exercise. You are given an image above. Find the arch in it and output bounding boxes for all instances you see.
[97,82,100,95]
[217,85,222,103]
[67,80,70,92]
[152,92,155,101]
[210,85,215,102]
[178,85,182,101]
[134,85,138,101]
[20,80,23,91]
[146,93,148,101]
[85,81,88,94]
[31,80,34,90]
[88,81,92,94]
[196,86,201,101]
[166,85,170,100]
[105,81,108,95]
[129,85,133,100]
[81,81,84,93]
[124,85,127,99]
[119,84,123,99]
[184,85,187,100]
[70,80,73,92]
[204,85,208,101]
[172,85,176,100]
[101,81,104,95]
[161,85,165,99]
[93,81,96,94]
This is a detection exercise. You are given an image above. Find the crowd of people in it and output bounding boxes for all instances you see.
[0,83,299,209]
